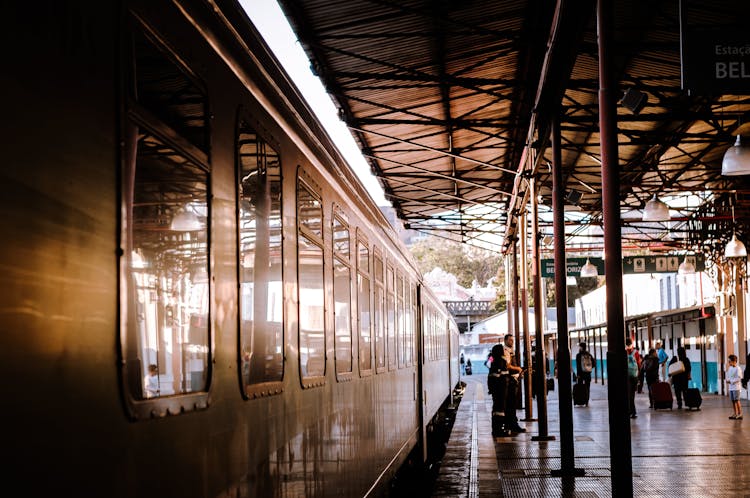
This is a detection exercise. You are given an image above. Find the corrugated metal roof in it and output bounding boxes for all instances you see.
[278,0,750,262]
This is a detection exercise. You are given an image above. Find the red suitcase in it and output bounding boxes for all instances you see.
[652,381,673,410]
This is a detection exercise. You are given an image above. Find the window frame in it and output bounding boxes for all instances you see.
[119,14,213,420]
[296,170,326,388]
[235,110,285,399]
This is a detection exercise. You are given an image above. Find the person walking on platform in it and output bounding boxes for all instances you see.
[657,341,669,382]
[726,354,743,419]
[626,338,639,418]
[574,342,595,405]
[668,346,691,409]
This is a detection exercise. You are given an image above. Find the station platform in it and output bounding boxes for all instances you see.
[433,375,750,497]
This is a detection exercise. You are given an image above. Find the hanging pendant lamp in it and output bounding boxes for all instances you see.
[725,234,747,258]
[171,209,203,231]
[721,135,750,176]
[580,258,598,278]
[642,194,670,221]
[677,256,696,275]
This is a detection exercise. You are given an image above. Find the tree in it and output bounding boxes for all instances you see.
[409,238,502,289]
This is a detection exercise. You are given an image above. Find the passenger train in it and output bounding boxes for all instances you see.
[3,1,460,496]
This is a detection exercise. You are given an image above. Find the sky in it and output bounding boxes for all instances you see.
[241,0,389,206]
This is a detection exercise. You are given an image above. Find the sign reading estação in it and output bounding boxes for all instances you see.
[681,26,750,94]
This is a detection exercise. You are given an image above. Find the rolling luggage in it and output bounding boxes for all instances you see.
[684,387,702,410]
[652,381,673,410]
[573,382,589,406]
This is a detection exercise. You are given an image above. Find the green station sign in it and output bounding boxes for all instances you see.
[541,255,705,278]
[540,257,604,278]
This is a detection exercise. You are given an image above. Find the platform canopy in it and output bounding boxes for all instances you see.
[278,0,750,261]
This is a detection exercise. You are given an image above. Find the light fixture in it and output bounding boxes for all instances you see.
[642,194,670,222]
[725,234,747,258]
[721,135,750,176]
[678,256,696,275]
[580,258,598,278]
[171,208,203,231]
[725,201,747,258]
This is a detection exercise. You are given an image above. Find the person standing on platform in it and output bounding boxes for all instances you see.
[726,354,743,419]
[668,346,691,409]
[626,338,639,419]
[487,343,509,437]
[500,334,525,434]
[642,348,660,408]
[657,341,669,382]
[465,358,472,375]
[743,352,750,391]
[460,352,465,374]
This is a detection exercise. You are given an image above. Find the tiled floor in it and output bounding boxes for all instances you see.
[433,375,750,497]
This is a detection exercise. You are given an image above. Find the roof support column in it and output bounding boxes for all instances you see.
[598,1,633,496]
[550,116,580,476]
[530,175,553,442]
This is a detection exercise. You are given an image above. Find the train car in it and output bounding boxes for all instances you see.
[2,1,459,496]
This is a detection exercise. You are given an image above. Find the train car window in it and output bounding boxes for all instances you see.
[237,118,284,397]
[357,236,373,374]
[404,284,417,365]
[130,23,209,153]
[297,178,325,386]
[397,271,405,368]
[298,179,323,238]
[410,283,418,364]
[374,250,386,373]
[120,19,211,419]
[333,215,353,376]
[386,265,396,370]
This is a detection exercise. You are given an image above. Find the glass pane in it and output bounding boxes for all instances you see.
[374,253,383,282]
[386,266,396,369]
[333,217,349,257]
[126,130,209,400]
[397,273,404,367]
[237,123,283,389]
[133,27,208,152]
[334,257,352,374]
[358,241,369,273]
[374,284,385,370]
[299,234,325,378]
[359,274,372,371]
[298,183,322,237]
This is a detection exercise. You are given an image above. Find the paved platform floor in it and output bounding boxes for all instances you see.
[433,375,750,497]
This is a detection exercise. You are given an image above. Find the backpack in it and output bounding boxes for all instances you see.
[627,353,638,377]
[581,352,594,373]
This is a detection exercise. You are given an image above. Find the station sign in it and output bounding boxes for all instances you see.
[541,255,705,277]
[540,258,604,278]
[681,26,750,94]
[622,255,704,275]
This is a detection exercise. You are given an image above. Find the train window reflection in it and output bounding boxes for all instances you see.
[123,130,210,401]
[298,179,325,384]
[358,238,372,373]
[237,119,283,395]
[298,181,322,237]
[333,216,352,375]
[374,252,385,372]
[121,20,212,414]
[386,265,396,370]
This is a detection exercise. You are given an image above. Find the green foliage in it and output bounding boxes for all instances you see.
[409,238,503,289]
